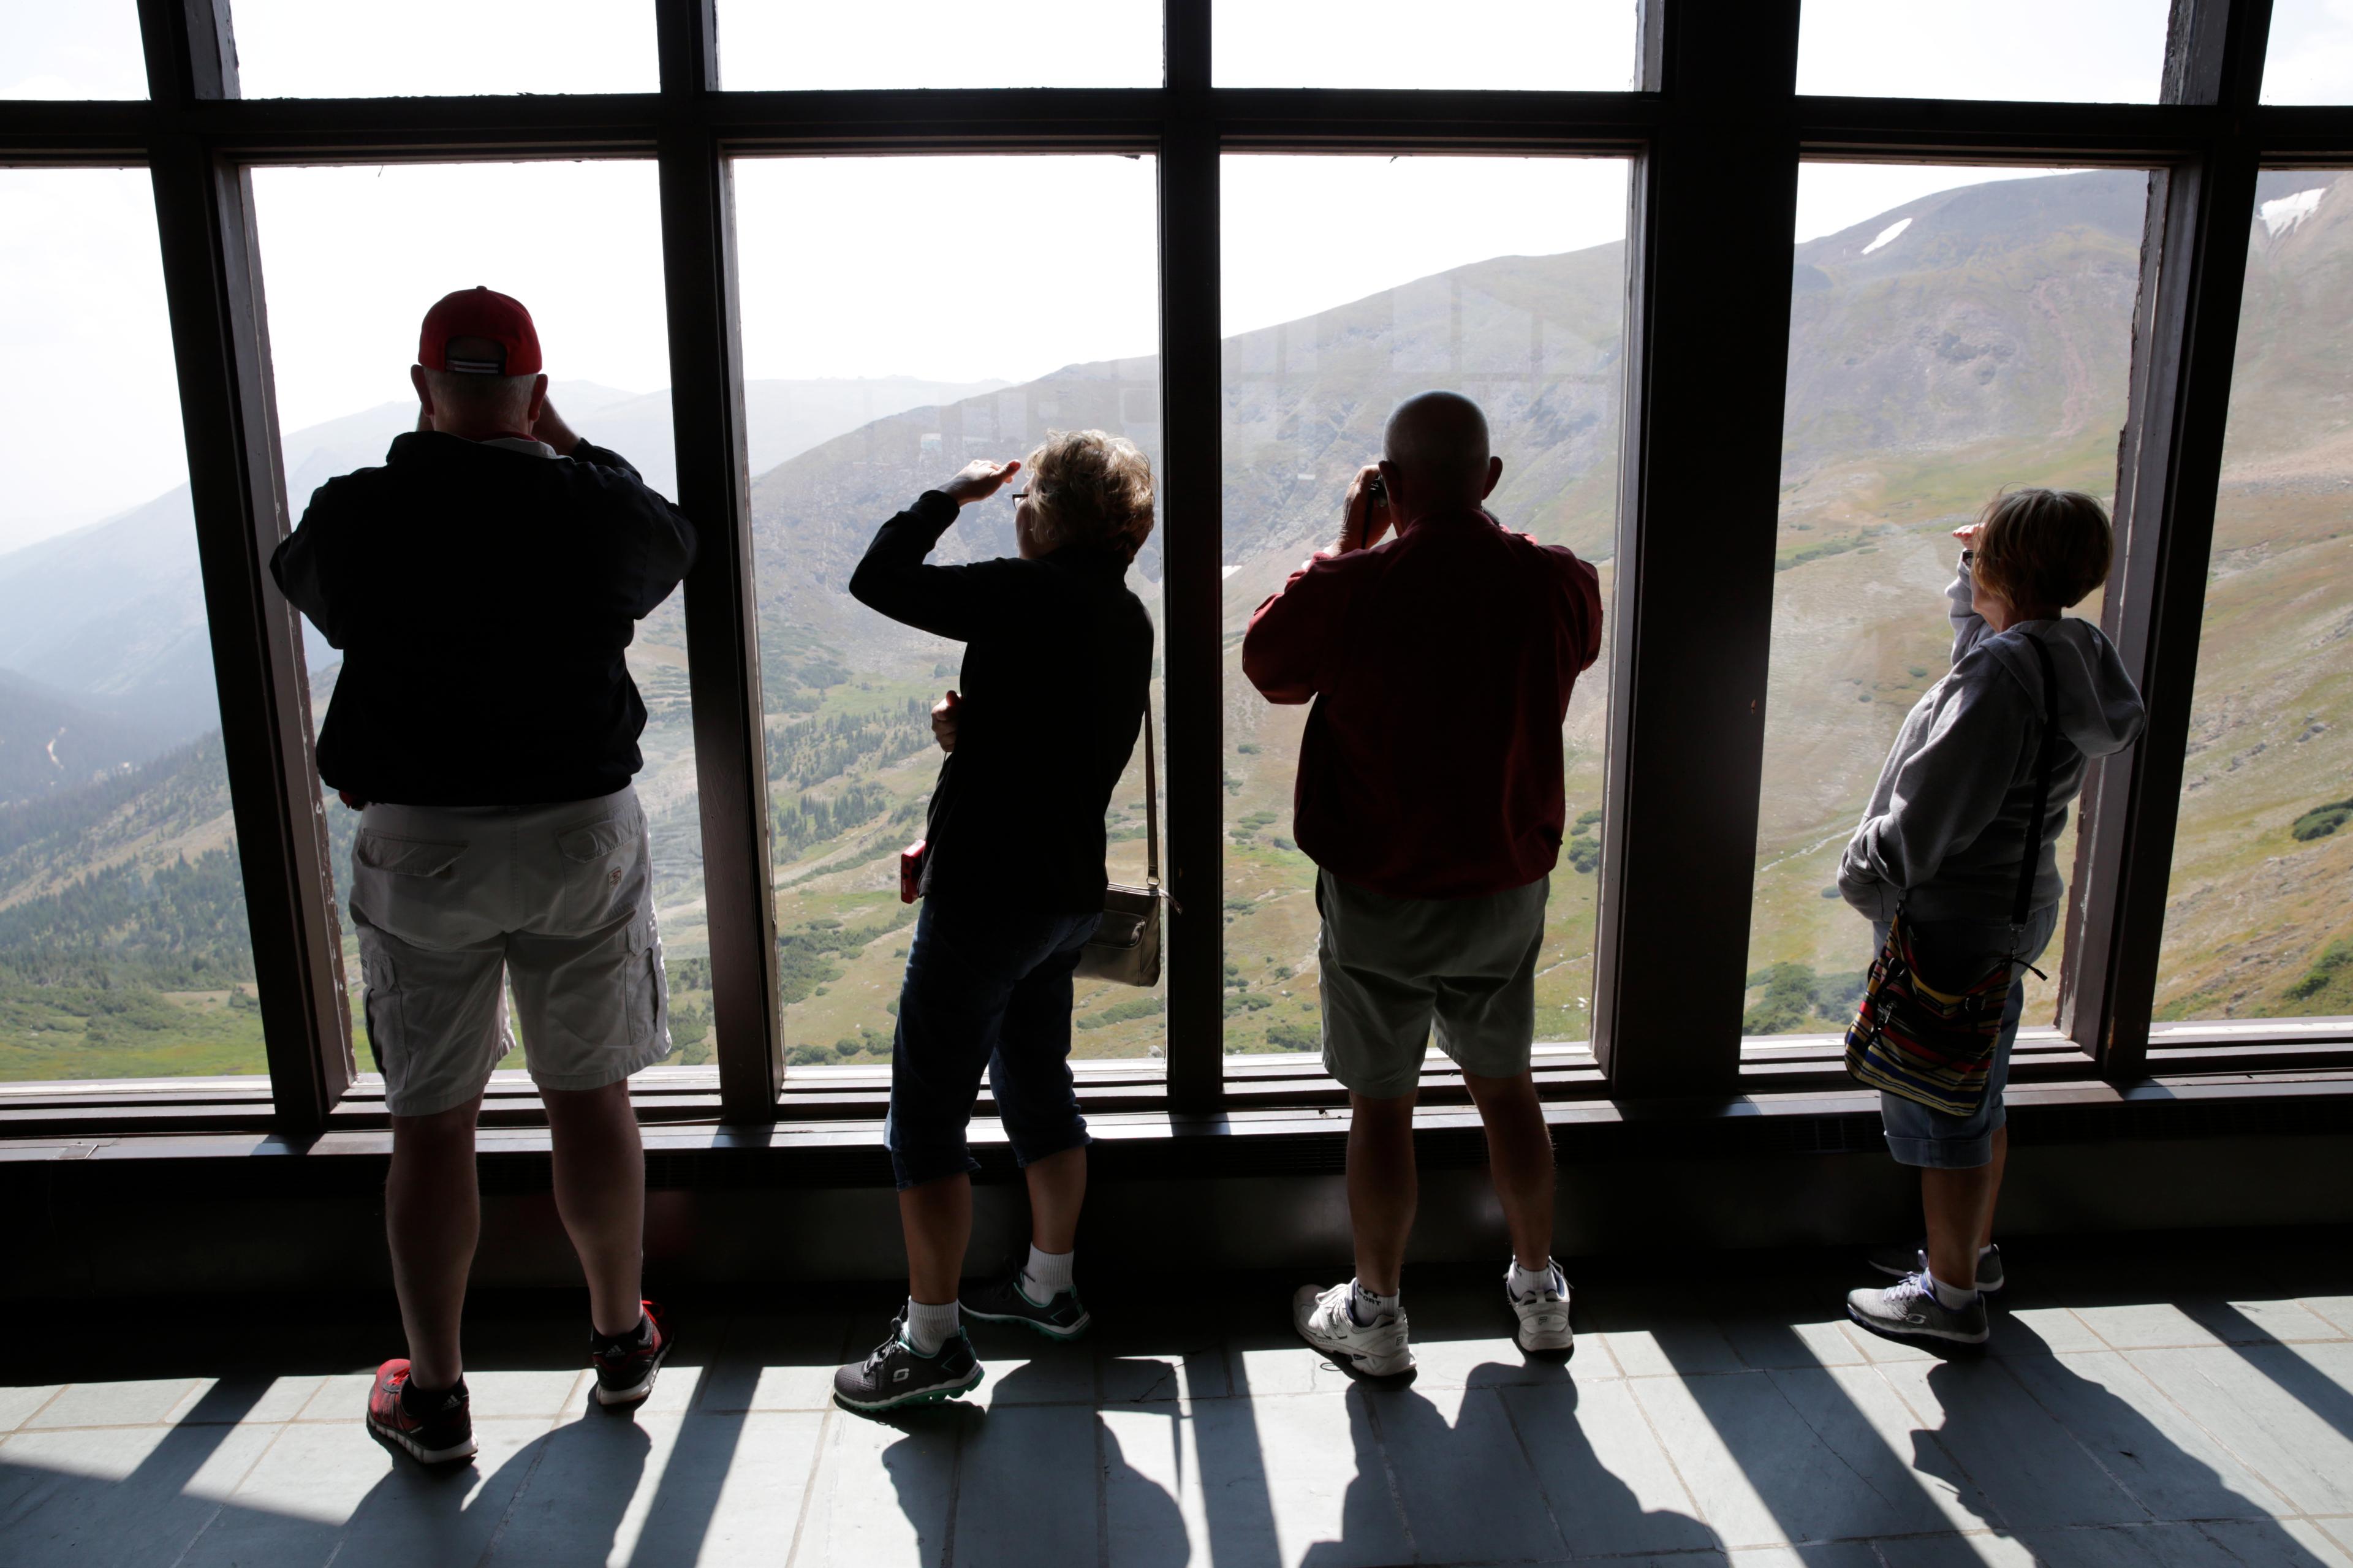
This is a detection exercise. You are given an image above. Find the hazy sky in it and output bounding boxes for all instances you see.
[6,0,2352,551]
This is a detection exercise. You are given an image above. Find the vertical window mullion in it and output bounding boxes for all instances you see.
[1162,0,1223,1111]
[655,0,783,1121]
[2067,0,2272,1075]
[1591,0,1802,1096]
[140,0,353,1134]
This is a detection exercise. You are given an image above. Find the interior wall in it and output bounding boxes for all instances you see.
[12,1132,2350,1301]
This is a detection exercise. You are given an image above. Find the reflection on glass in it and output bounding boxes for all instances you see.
[0,169,268,1080]
[1220,155,1629,1059]
[1797,0,2167,103]
[230,0,657,98]
[1214,0,1634,91]
[718,0,1158,90]
[732,156,1166,1066]
[0,0,147,99]
[1743,165,2144,1043]
[2157,171,2353,1023]
[248,161,700,1067]
[2264,0,2353,102]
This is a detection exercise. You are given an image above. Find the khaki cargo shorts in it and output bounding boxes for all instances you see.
[347,786,672,1117]
[1316,868,1549,1099]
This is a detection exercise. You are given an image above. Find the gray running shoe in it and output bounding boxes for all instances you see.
[833,1313,983,1413]
[961,1260,1091,1341]
[1868,1241,2004,1293]
[1847,1272,1989,1345]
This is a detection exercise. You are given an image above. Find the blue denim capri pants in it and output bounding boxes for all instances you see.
[883,888,1101,1190]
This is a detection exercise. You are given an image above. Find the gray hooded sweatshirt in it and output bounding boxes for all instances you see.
[1838,558,2146,925]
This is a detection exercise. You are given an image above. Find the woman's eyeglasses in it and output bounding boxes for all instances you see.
[1011,489,1031,503]
[1961,548,1976,564]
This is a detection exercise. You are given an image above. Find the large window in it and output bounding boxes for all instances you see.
[246,160,700,1067]
[7,0,2346,1121]
[2156,169,2353,1023]
[1742,164,2143,1047]
[732,154,1167,1069]
[1219,154,1629,1065]
[0,169,263,1080]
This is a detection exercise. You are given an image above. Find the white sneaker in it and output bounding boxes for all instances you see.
[1292,1282,1414,1378]
[1506,1263,1574,1355]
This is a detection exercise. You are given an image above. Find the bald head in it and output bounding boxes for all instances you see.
[1381,391,1498,517]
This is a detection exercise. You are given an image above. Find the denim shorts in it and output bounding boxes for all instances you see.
[883,890,1101,1189]
[1872,903,2058,1170]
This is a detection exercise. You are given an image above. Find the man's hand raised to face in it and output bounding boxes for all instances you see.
[1338,463,1394,555]
[939,458,1021,508]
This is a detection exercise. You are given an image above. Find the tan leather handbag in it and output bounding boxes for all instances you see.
[1074,694,1168,987]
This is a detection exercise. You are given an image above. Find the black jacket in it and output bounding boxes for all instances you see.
[270,431,697,806]
[849,491,1153,913]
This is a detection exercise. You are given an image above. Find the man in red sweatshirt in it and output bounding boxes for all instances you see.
[1243,390,1602,1375]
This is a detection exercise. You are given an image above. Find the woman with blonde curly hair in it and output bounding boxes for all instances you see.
[835,429,1156,1411]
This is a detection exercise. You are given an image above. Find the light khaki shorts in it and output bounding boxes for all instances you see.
[1316,868,1548,1099]
[348,786,672,1117]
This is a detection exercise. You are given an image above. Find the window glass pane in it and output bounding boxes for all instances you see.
[2156,170,2353,1025]
[248,161,699,1072]
[0,0,147,99]
[0,169,270,1081]
[1215,1,1635,91]
[231,1,657,97]
[1743,165,2145,1050]
[1221,155,1628,1068]
[718,0,1158,90]
[2264,0,2353,102]
[1798,0,2169,102]
[732,155,1165,1069]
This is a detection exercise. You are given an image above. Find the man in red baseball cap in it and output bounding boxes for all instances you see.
[271,287,698,1464]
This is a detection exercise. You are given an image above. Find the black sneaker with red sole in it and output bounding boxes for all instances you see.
[593,1300,672,1407]
[366,1360,477,1464]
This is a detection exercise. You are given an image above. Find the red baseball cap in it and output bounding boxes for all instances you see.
[418,286,542,376]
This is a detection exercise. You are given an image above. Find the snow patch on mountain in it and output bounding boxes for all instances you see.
[2262,186,2327,240]
[1861,217,1912,256]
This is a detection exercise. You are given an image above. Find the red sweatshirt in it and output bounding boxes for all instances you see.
[1241,510,1603,901]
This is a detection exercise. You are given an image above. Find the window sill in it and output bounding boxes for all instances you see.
[0,1023,2344,1142]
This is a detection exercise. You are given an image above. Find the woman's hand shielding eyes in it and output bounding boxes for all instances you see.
[940,458,1021,508]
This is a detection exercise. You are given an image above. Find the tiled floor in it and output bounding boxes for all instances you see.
[5,1233,2352,1566]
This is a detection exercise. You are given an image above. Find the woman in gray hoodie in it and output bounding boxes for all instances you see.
[1837,489,2146,1346]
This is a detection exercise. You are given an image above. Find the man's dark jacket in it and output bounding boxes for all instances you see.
[849,490,1153,914]
[270,431,697,806]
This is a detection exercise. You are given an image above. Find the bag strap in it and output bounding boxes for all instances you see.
[2011,633,2062,931]
[1143,689,1159,890]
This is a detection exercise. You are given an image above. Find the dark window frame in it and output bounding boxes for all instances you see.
[0,0,2343,1137]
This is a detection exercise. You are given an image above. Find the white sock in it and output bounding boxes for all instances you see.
[1923,1270,1976,1311]
[1979,1243,1997,1259]
[1020,1245,1074,1300]
[1348,1279,1399,1325]
[1509,1258,1563,1298]
[904,1297,960,1355]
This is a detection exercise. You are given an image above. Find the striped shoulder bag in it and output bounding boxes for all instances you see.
[1844,635,2060,1118]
